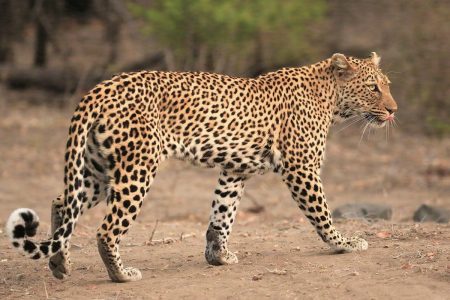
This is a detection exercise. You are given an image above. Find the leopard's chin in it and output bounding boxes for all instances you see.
[369,121,386,128]
[364,113,386,128]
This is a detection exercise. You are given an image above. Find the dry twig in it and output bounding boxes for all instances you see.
[43,281,49,299]
[149,220,159,243]
[265,268,287,275]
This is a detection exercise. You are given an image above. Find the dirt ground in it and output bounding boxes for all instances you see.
[0,93,449,299]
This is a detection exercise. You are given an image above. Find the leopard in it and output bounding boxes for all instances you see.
[6,52,397,282]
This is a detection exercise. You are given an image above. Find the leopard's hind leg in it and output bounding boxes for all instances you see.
[49,168,107,279]
[49,194,70,279]
[95,120,161,282]
[49,130,108,280]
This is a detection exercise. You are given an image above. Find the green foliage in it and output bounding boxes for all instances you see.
[253,0,326,65]
[128,0,326,73]
[426,117,450,138]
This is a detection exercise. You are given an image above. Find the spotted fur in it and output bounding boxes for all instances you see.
[6,53,397,282]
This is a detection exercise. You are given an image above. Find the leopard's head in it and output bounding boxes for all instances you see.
[331,52,397,127]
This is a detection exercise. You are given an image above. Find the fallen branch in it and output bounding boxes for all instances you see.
[3,52,166,95]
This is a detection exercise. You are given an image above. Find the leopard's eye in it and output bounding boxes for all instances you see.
[367,84,379,92]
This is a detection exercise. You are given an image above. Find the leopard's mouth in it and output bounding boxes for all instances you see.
[363,113,386,128]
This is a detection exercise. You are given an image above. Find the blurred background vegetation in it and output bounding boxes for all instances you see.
[0,0,448,135]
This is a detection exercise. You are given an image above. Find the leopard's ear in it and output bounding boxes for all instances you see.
[331,53,355,81]
[370,52,381,67]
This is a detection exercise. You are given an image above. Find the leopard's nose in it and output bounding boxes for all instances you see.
[385,106,397,114]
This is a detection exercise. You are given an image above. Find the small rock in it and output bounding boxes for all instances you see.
[376,231,392,239]
[413,204,450,223]
[401,263,414,270]
[332,203,392,220]
[252,274,263,281]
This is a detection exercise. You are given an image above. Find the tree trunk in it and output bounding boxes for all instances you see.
[0,0,14,64]
[34,18,48,67]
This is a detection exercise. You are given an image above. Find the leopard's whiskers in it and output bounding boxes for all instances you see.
[334,115,365,134]
[359,116,373,145]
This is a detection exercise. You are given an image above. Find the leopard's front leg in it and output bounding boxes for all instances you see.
[205,171,247,265]
[283,168,368,252]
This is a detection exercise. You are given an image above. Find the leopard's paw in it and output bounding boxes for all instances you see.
[109,267,142,283]
[205,246,238,265]
[332,236,368,253]
[49,252,72,280]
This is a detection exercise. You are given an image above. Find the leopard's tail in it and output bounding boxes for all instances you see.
[6,86,103,260]
[6,208,43,259]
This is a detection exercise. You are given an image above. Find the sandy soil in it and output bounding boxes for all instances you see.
[0,95,449,299]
